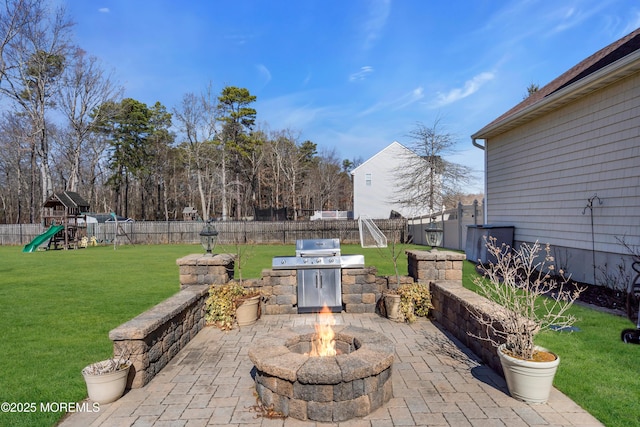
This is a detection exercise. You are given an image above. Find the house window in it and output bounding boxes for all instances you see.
[365,173,372,186]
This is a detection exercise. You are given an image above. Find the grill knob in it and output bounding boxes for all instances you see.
[316,258,321,263]
[280,259,286,265]
[329,258,335,263]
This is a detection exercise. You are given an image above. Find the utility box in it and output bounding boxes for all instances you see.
[466,225,514,264]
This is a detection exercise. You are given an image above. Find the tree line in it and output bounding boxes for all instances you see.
[0,0,355,224]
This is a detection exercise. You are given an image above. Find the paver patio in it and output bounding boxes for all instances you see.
[59,314,603,427]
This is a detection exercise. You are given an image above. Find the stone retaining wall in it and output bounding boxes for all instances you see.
[405,249,504,374]
[108,253,235,389]
[109,285,209,388]
[428,280,504,374]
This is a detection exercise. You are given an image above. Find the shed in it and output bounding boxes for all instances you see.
[182,206,199,221]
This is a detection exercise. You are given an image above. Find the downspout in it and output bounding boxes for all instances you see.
[472,138,488,224]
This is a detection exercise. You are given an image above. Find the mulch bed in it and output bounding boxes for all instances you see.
[573,281,638,321]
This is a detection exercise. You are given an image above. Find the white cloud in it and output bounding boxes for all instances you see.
[98,7,110,13]
[257,91,333,131]
[302,72,312,86]
[392,86,424,110]
[361,0,391,50]
[619,9,640,37]
[357,86,424,116]
[349,66,374,82]
[434,72,495,107]
[256,64,272,84]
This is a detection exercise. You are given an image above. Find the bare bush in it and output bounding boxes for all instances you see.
[470,237,584,360]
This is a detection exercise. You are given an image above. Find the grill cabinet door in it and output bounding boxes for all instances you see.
[297,268,341,311]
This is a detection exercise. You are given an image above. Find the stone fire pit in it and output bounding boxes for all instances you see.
[248,325,394,422]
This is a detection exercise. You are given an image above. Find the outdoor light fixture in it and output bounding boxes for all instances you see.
[425,222,443,248]
[199,220,218,254]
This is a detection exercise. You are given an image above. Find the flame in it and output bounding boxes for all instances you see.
[309,304,336,357]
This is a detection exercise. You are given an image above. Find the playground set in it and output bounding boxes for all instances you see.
[22,191,89,252]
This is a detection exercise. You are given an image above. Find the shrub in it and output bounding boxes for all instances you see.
[205,281,259,330]
[398,283,433,323]
[470,237,584,360]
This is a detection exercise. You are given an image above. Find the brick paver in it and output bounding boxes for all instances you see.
[59,314,603,426]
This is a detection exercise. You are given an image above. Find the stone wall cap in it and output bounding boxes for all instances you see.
[341,266,377,275]
[109,285,208,340]
[176,253,235,266]
[405,249,466,261]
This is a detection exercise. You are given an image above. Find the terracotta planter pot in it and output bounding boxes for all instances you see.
[384,293,401,321]
[82,360,131,404]
[236,295,260,327]
[497,344,559,404]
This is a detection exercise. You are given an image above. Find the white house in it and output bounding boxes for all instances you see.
[471,27,640,286]
[351,141,432,219]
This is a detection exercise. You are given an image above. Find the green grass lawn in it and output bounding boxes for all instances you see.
[0,244,637,426]
[0,244,198,426]
[535,303,638,427]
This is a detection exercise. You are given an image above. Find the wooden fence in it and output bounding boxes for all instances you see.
[0,219,408,246]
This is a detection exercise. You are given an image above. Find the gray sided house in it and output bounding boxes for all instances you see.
[472,28,640,286]
[351,141,432,220]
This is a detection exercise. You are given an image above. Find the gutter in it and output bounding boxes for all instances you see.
[471,137,487,223]
[472,138,484,150]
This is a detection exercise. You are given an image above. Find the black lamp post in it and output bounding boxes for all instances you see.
[425,222,443,248]
[199,221,219,254]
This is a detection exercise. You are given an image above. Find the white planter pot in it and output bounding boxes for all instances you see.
[236,295,260,327]
[497,344,559,404]
[384,293,401,321]
[82,360,131,404]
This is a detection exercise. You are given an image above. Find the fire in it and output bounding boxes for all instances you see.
[309,304,336,357]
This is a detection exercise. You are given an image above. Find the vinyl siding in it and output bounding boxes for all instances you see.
[352,142,430,219]
[486,71,640,255]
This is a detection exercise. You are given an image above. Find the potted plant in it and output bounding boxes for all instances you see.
[81,347,132,404]
[235,288,262,327]
[470,236,584,403]
[383,289,402,321]
[205,281,261,330]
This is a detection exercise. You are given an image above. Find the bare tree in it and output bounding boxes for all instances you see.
[0,111,31,222]
[395,119,473,216]
[268,129,309,220]
[173,83,219,219]
[307,148,344,210]
[0,1,73,214]
[243,126,267,213]
[56,47,121,193]
[0,0,40,83]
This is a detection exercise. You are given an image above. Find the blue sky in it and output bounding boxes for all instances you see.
[65,0,640,193]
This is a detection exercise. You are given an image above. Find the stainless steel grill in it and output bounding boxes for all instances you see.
[272,238,364,313]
